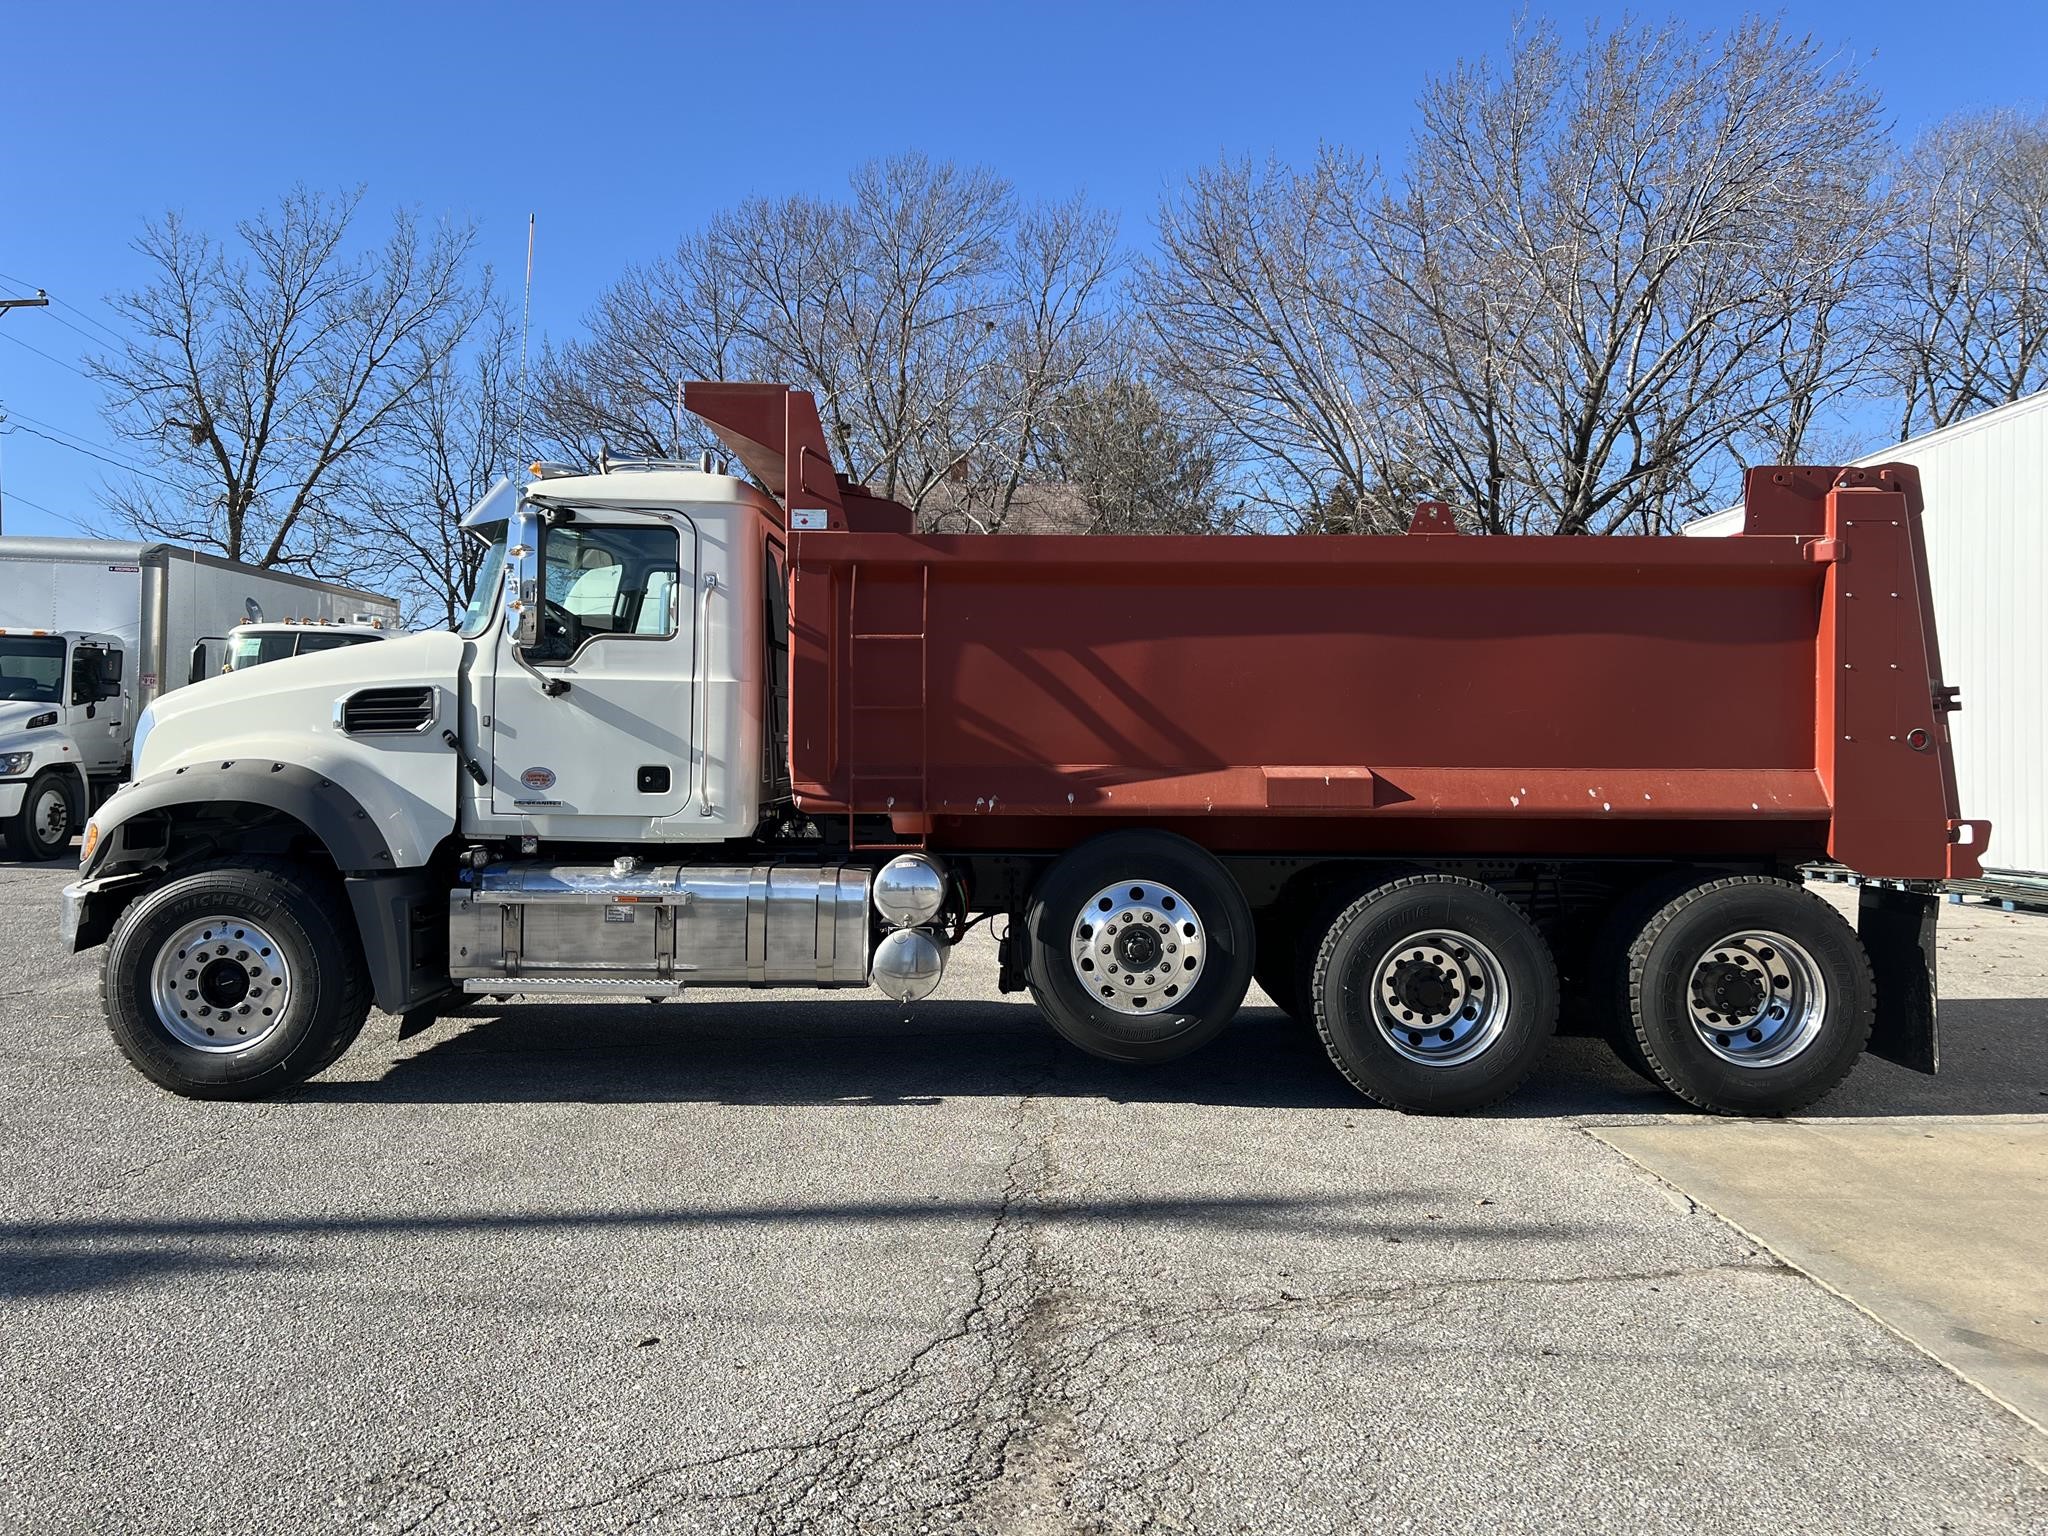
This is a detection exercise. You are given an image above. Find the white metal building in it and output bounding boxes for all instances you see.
[1685,391,2048,879]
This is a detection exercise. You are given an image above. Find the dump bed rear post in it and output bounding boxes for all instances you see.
[1787,464,1981,1075]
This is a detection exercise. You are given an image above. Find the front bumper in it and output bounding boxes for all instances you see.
[0,780,24,819]
[61,871,149,952]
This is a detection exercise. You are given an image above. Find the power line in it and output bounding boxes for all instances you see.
[0,268,130,348]
[0,326,92,379]
[29,304,119,356]
[2,424,181,488]
[3,406,177,481]
[0,486,98,533]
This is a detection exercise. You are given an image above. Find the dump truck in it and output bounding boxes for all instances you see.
[0,537,397,860]
[60,384,1985,1114]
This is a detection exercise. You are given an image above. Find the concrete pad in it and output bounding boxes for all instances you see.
[1596,1117,2048,1432]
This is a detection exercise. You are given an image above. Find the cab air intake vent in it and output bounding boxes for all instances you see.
[340,686,434,734]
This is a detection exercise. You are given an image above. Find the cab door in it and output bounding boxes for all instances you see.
[72,643,127,775]
[489,514,696,821]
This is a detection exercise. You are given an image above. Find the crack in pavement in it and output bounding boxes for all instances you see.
[341,1067,1803,1536]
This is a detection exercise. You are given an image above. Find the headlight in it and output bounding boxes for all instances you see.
[0,752,32,777]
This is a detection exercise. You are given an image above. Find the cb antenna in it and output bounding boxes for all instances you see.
[519,214,535,389]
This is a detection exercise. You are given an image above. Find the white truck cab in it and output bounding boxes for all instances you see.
[63,449,957,1101]
[0,630,126,858]
[221,615,392,673]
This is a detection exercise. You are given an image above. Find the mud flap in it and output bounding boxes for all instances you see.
[1858,885,1938,1074]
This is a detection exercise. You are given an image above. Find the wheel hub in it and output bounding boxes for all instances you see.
[34,787,68,842]
[1683,930,1826,1068]
[1369,930,1508,1068]
[149,916,293,1053]
[1391,956,1459,1021]
[1071,879,1206,1016]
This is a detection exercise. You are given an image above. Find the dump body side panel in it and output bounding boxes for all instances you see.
[788,470,1974,882]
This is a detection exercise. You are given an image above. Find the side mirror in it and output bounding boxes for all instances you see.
[507,500,544,649]
[189,642,208,687]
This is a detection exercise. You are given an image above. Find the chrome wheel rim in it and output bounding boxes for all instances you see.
[1685,929,1826,1068]
[1071,879,1206,1015]
[1369,929,1510,1067]
[149,916,293,1053]
[32,785,68,848]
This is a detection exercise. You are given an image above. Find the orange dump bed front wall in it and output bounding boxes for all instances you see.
[684,386,1981,882]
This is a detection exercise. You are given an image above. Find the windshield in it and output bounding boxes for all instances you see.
[0,636,65,704]
[228,633,298,671]
[460,535,509,637]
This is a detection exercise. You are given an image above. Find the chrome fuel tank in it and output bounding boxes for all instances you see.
[449,861,872,989]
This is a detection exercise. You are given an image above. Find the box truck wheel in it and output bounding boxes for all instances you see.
[1025,830,1254,1064]
[5,769,78,861]
[1620,877,1873,1115]
[1311,875,1558,1113]
[100,858,371,1100]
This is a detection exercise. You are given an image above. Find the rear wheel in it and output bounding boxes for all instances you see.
[5,769,76,861]
[1619,876,1872,1115]
[101,858,371,1099]
[1025,830,1254,1064]
[1312,875,1558,1113]
[1589,869,1710,1084]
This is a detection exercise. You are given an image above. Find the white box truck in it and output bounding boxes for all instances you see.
[0,537,397,859]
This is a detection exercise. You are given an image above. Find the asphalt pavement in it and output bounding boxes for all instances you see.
[1,857,2043,1534]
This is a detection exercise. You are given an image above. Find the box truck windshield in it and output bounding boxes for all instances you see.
[0,637,65,704]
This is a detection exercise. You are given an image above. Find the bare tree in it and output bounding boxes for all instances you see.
[537,157,1121,524]
[89,186,484,569]
[1875,109,2048,439]
[933,196,1122,532]
[1142,155,1419,531]
[340,306,522,627]
[1147,18,1885,533]
[532,229,755,464]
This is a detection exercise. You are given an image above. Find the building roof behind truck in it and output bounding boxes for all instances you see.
[0,535,396,607]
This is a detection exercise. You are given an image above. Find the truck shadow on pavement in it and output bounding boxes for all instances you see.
[0,1189,1568,1303]
[293,993,2048,1120]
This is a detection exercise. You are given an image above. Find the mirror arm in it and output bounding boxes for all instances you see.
[510,644,570,698]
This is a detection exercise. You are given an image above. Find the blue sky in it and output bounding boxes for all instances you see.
[3,0,2045,541]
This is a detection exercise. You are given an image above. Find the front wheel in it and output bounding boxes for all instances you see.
[1025,830,1255,1064]
[1618,876,1873,1115]
[101,858,371,1100]
[5,769,77,861]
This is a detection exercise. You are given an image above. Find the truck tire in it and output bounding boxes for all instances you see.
[1025,830,1254,1064]
[1311,875,1558,1113]
[1589,869,1714,1084]
[100,857,372,1100]
[5,769,77,861]
[1620,876,1873,1115]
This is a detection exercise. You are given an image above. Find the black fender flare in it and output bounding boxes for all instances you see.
[82,759,394,878]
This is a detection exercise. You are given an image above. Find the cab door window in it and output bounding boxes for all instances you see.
[532,524,680,662]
